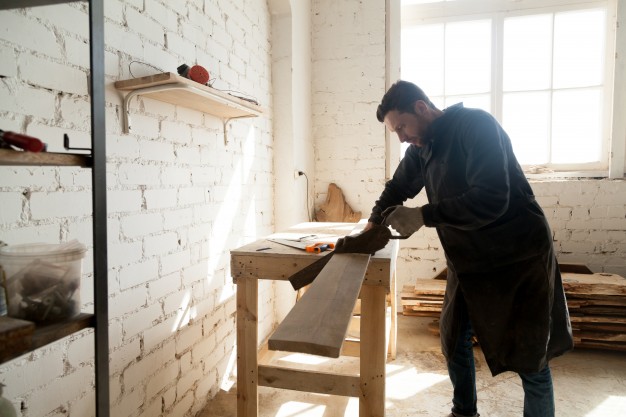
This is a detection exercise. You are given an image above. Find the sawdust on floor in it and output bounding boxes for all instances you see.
[198,315,626,417]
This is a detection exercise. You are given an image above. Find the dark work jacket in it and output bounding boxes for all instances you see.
[369,104,573,375]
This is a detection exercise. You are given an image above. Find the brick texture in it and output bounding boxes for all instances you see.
[0,1,273,416]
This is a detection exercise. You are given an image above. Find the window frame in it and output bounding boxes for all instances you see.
[395,0,625,179]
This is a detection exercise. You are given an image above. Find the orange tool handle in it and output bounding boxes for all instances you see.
[305,242,335,253]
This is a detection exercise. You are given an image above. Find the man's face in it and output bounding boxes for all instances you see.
[383,104,431,147]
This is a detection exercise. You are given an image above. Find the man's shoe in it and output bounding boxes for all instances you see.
[447,413,480,417]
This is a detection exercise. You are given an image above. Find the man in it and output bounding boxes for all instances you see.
[367,80,573,417]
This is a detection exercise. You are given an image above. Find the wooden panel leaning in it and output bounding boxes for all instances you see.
[268,253,371,358]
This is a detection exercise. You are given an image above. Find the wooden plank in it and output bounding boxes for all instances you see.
[575,340,626,352]
[236,277,258,417]
[360,284,386,417]
[30,313,94,349]
[1,313,94,365]
[268,253,371,358]
[562,272,626,286]
[0,0,81,10]
[567,298,626,307]
[0,316,35,363]
[0,149,91,167]
[569,315,626,324]
[412,279,447,295]
[572,330,626,343]
[571,322,626,333]
[401,299,444,306]
[258,365,360,397]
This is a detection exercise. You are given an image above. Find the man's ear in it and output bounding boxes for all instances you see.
[413,100,428,115]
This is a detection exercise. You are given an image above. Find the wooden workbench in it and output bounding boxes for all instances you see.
[230,222,398,417]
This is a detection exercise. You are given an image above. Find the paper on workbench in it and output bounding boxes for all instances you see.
[267,232,343,243]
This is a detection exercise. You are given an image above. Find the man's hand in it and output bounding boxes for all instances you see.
[363,221,375,232]
[382,205,424,236]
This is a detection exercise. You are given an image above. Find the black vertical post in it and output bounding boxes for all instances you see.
[89,0,109,416]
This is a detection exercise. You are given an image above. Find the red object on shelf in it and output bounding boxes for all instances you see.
[0,130,46,152]
[177,64,210,85]
[188,65,210,85]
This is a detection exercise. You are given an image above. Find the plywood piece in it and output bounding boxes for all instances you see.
[315,183,361,223]
[269,253,371,358]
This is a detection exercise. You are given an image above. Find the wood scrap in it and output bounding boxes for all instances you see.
[315,183,361,223]
[402,267,626,352]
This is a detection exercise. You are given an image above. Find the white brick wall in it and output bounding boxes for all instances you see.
[0,1,273,417]
[312,0,387,216]
[2,1,624,416]
[311,2,626,306]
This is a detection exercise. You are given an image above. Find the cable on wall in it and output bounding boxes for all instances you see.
[298,171,312,222]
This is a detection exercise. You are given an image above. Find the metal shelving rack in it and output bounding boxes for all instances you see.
[0,1,109,416]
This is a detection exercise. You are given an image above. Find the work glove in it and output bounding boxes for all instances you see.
[382,205,424,237]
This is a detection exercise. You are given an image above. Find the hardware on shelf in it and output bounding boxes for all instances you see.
[63,133,91,154]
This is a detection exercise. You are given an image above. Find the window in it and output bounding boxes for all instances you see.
[401,0,618,175]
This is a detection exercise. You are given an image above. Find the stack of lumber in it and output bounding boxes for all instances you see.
[401,266,626,352]
[401,280,445,317]
[563,272,626,351]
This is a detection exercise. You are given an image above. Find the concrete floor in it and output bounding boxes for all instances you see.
[199,315,626,417]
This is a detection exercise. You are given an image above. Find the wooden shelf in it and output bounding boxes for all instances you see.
[0,0,81,9]
[115,72,263,136]
[0,148,92,167]
[0,313,94,364]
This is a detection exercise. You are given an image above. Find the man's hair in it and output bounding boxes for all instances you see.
[376,80,436,122]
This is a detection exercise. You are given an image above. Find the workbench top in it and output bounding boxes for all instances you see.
[230,222,398,289]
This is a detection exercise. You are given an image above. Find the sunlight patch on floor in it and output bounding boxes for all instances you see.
[586,395,626,417]
[386,363,448,400]
[276,401,326,417]
[278,353,331,366]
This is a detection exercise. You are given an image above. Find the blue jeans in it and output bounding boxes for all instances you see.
[447,318,555,417]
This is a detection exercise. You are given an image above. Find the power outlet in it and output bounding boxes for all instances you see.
[294,170,302,179]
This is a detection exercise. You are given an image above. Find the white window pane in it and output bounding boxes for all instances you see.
[503,14,552,91]
[402,0,456,4]
[552,89,603,163]
[445,19,491,95]
[553,9,606,89]
[502,92,550,165]
[429,96,445,109]
[444,94,490,113]
[402,25,444,95]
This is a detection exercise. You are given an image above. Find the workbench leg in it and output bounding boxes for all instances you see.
[389,270,397,359]
[360,284,386,417]
[236,277,258,417]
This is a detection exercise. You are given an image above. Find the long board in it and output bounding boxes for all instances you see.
[269,253,370,358]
